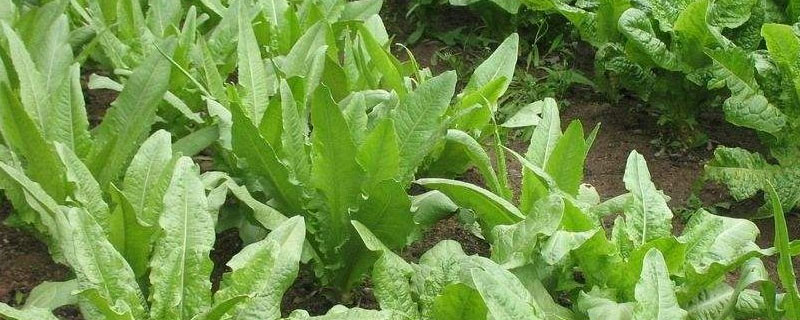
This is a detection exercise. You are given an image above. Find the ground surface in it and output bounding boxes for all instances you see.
[1,4,799,318]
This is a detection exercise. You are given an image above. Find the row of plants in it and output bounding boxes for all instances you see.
[0,0,798,319]
[418,0,800,217]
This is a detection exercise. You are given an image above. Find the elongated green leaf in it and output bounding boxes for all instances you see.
[577,288,635,320]
[45,64,92,158]
[230,101,305,215]
[463,33,518,97]
[766,182,800,318]
[359,25,406,96]
[678,210,761,275]
[87,44,175,188]
[0,84,66,202]
[310,86,365,257]
[283,23,328,78]
[0,22,47,129]
[525,98,561,167]
[215,216,305,319]
[107,183,155,280]
[65,207,147,320]
[704,147,769,201]
[471,260,541,320]
[145,0,182,37]
[357,118,400,187]
[55,144,110,232]
[623,151,673,245]
[416,178,523,231]
[393,71,457,183]
[122,130,174,227]
[149,157,215,319]
[279,80,311,187]
[0,162,61,244]
[633,249,688,320]
[444,129,505,198]
[190,296,247,320]
[411,190,458,228]
[237,4,271,124]
[544,120,587,195]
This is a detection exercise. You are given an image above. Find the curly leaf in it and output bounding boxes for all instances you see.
[705,47,787,133]
[149,157,215,319]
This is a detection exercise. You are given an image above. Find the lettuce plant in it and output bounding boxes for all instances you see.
[416,100,795,319]
[0,156,308,320]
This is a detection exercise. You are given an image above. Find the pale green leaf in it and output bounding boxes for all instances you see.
[149,157,215,319]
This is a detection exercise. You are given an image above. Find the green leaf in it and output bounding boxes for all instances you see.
[0,83,67,202]
[707,0,757,28]
[416,178,523,233]
[525,98,561,168]
[430,283,487,320]
[310,86,365,255]
[107,183,155,280]
[145,0,182,37]
[357,118,400,188]
[230,100,305,215]
[44,64,92,158]
[500,103,541,128]
[0,22,48,129]
[541,229,598,265]
[766,182,800,318]
[23,280,78,311]
[545,120,588,195]
[351,221,418,319]
[577,288,635,320]
[237,4,272,124]
[0,161,61,247]
[618,8,682,71]
[0,303,58,320]
[705,47,787,134]
[393,71,457,183]
[411,190,458,228]
[678,209,761,276]
[190,296,248,320]
[463,33,518,98]
[121,130,174,228]
[64,207,147,320]
[633,249,688,320]
[358,24,406,97]
[704,147,770,201]
[444,129,505,197]
[491,194,564,268]
[215,216,306,319]
[471,259,542,320]
[87,44,175,188]
[623,151,673,245]
[149,157,215,319]
[279,80,311,187]
[353,180,415,249]
[55,144,110,232]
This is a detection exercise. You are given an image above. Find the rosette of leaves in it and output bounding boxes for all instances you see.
[416,101,791,319]
[0,156,308,320]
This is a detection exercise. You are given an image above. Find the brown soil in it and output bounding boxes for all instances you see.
[0,201,72,310]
